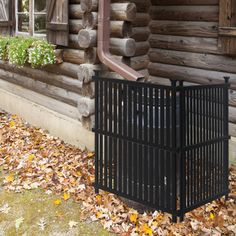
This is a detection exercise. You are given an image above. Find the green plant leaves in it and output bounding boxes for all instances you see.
[0,36,56,68]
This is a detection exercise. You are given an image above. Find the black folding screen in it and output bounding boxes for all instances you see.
[93,75,230,222]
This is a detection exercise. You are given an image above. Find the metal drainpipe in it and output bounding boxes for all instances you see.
[97,0,144,81]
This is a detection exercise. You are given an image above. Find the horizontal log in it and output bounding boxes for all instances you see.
[82,13,132,38]
[134,41,150,56]
[150,20,218,38]
[69,0,80,3]
[69,4,83,19]
[0,68,81,106]
[77,97,95,117]
[82,12,98,29]
[130,55,149,70]
[131,27,150,42]
[148,62,236,89]
[77,64,102,83]
[154,0,218,5]
[110,21,132,38]
[104,0,151,13]
[44,62,80,79]
[69,19,83,34]
[69,34,83,49]
[78,29,136,56]
[110,38,136,57]
[81,0,98,12]
[150,5,219,22]
[229,90,236,107]
[82,115,95,130]
[0,61,83,93]
[84,47,99,64]
[149,48,236,74]
[78,29,97,48]
[0,78,81,120]
[62,49,86,64]
[132,13,150,27]
[111,3,137,22]
[149,34,219,55]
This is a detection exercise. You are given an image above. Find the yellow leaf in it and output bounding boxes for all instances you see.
[152,220,158,227]
[209,212,214,220]
[89,175,95,183]
[5,175,14,182]
[96,211,103,219]
[63,192,70,201]
[87,152,94,158]
[28,154,35,161]
[156,214,164,222]
[77,171,82,176]
[96,195,102,205]
[142,223,153,236]
[9,121,15,128]
[129,213,138,223]
[53,199,62,206]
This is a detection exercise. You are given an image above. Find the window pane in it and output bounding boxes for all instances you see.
[34,0,46,13]
[18,0,29,13]
[18,14,29,33]
[34,14,46,34]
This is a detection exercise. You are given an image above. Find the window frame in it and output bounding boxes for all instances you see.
[15,0,46,38]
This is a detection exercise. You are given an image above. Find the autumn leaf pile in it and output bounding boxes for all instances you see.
[0,111,236,235]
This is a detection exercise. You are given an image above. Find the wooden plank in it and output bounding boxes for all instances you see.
[150,20,218,38]
[148,62,236,89]
[149,48,236,74]
[0,68,80,106]
[0,79,81,120]
[150,6,219,22]
[154,0,219,5]
[149,34,218,54]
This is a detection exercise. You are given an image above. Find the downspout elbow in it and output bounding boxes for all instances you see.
[97,0,144,81]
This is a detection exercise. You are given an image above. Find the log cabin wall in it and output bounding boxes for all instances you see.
[0,0,97,132]
[148,0,236,137]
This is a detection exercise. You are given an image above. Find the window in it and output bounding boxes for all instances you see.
[16,0,46,37]
[0,0,69,46]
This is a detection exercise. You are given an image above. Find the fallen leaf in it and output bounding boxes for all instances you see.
[96,195,102,205]
[28,154,35,161]
[9,121,15,128]
[68,221,78,228]
[104,220,113,229]
[129,213,138,223]
[5,175,14,182]
[63,192,70,201]
[37,218,47,231]
[190,220,199,231]
[141,223,153,236]
[0,204,11,214]
[15,217,24,230]
[53,199,62,206]
[87,152,94,158]
[96,211,103,219]
[209,212,215,220]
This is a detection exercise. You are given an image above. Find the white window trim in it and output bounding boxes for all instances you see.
[15,0,46,38]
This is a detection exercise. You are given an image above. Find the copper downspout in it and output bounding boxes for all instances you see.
[97,0,144,81]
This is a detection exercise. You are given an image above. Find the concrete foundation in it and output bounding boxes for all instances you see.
[0,87,94,151]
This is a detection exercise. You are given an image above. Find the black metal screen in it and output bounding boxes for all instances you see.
[93,75,230,222]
